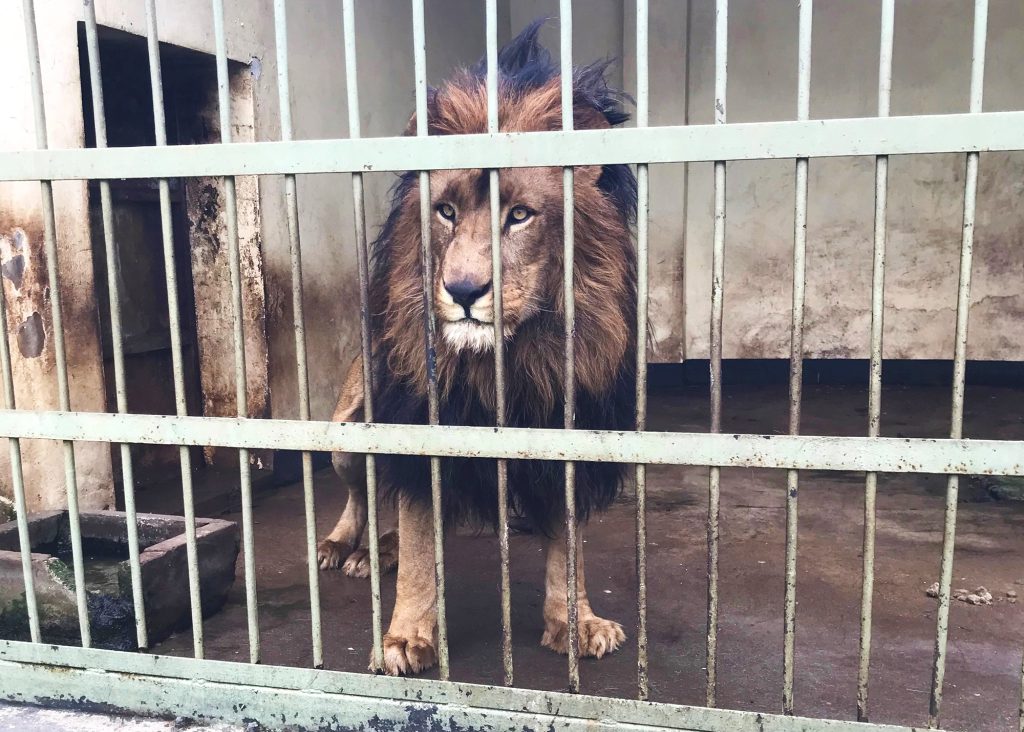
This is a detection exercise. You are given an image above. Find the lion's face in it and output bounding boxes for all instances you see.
[428,166,566,354]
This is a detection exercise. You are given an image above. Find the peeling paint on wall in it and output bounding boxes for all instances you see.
[16,312,44,358]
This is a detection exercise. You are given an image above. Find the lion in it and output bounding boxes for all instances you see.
[316,21,637,676]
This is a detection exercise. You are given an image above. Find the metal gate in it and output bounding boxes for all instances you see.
[1,0,1023,730]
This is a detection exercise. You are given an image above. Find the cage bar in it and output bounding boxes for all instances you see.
[558,0,581,694]
[143,0,205,659]
[634,0,651,703]
[857,0,895,721]
[410,0,451,681]
[210,0,261,665]
[82,0,150,651]
[929,1,989,726]
[783,0,813,715]
[271,0,324,668]
[0,238,38,644]
[706,0,728,709]
[340,0,385,671]
[3,112,1021,183]
[483,0,514,687]
[20,0,91,649]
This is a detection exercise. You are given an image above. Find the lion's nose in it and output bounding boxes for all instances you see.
[444,278,492,311]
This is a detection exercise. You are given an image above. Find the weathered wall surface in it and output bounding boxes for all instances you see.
[675,0,1023,361]
[0,3,114,512]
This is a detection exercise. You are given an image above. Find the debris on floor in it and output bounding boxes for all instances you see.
[925,582,995,605]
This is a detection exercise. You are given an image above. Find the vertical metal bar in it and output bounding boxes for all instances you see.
[1019,646,1024,732]
[706,0,728,710]
[0,212,39,643]
[929,1,988,726]
[20,0,91,649]
[783,0,813,715]
[340,0,384,671]
[559,0,580,695]
[634,0,650,704]
[857,0,894,721]
[82,0,149,651]
[484,0,514,688]
[211,0,260,665]
[271,0,324,669]
[143,0,203,659]
[410,0,451,681]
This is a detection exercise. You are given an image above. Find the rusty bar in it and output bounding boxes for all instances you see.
[559,0,581,694]
[211,0,260,665]
[0,177,38,642]
[706,0,728,709]
[783,0,813,715]
[634,0,651,703]
[929,1,988,726]
[271,0,324,668]
[410,0,451,681]
[21,0,91,649]
[82,0,149,651]
[340,0,384,671]
[143,0,204,659]
[857,0,895,721]
[483,0,514,687]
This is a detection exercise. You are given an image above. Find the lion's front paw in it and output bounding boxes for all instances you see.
[317,539,354,570]
[541,616,626,659]
[369,632,438,676]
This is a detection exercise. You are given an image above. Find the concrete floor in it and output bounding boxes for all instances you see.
[148,381,1024,732]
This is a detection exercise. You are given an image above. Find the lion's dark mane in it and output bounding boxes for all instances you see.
[366,21,638,535]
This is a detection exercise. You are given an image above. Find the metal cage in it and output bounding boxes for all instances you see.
[1,1,1023,730]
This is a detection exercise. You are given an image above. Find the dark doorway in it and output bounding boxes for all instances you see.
[78,25,213,503]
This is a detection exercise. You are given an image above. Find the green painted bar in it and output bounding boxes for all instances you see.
[783,0,814,714]
[1,112,1021,182]
[0,640,934,732]
[858,0,896,721]
[82,0,149,651]
[929,2,989,726]
[21,0,91,650]
[411,0,451,682]
[211,0,260,665]
[144,0,204,660]
[272,0,324,669]
[635,0,651,704]
[484,0,514,688]
[340,0,384,671]
[0,409,1021,476]
[706,0,728,709]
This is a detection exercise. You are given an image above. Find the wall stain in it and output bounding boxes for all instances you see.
[2,254,26,290]
[17,311,45,358]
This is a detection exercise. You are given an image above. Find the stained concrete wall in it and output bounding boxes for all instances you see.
[619,0,1024,361]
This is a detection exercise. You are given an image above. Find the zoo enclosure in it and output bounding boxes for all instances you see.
[0,1,1023,731]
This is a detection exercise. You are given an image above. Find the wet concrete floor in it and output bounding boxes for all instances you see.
[152,382,1024,731]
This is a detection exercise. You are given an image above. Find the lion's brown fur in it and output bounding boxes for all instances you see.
[378,75,634,423]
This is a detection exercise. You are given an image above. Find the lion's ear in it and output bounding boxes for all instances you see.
[574,165,603,187]
[402,87,439,137]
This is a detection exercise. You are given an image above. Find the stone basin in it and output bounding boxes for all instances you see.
[0,510,238,650]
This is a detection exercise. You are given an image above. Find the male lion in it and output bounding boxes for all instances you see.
[317,22,637,676]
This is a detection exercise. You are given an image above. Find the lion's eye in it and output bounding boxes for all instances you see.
[508,205,532,225]
[437,203,456,222]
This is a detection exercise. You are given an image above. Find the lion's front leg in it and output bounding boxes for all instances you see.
[370,497,439,676]
[541,523,625,659]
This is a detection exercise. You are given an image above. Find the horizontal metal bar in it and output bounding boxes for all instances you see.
[2,112,1021,181]
[0,641,931,732]
[1,409,1021,475]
